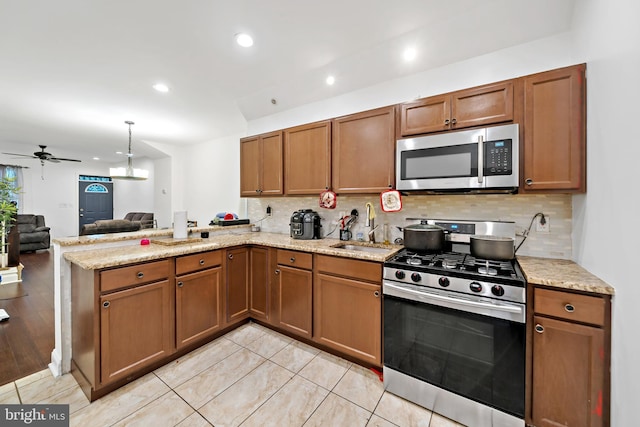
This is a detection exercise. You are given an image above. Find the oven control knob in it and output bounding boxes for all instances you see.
[395,270,405,280]
[411,272,421,282]
[491,285,505,296]
[469,282,483,293]
[438,277,450,287]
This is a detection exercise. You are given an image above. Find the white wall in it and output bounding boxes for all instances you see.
[570,1,640,425]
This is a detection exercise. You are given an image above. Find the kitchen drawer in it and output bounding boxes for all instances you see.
[534,287,605,326]
[176,250,222,275]
[277,250,313,270]
[101,260,170,293]
[315,254,381,283]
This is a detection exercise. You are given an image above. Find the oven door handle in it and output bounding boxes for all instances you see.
[477,134,484,184]
[384,282,525,321]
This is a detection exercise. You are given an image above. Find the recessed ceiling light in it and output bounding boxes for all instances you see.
[326,75,335,85]
[153,83,170,93]
[115,151,123,155]
[92,157,100,161]
[403,47,417,61]
[235,33,254,47]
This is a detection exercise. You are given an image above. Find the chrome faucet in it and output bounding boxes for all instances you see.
[365,202,377,243]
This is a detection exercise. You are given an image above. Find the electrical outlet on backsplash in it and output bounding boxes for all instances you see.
[246,193,573,259]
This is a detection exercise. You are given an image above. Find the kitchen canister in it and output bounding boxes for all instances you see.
[173,211,188,239]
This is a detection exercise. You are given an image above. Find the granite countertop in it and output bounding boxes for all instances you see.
[63,231,403,269]
[517,256,615,296]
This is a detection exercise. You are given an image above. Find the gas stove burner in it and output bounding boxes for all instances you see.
[478,266,498,275]
[442,258,458,269]
[407,257,423,266]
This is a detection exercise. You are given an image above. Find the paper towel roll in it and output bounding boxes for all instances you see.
[173,211,188,239]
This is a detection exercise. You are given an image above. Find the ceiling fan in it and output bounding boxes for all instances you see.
[2,145,82,165]
[2,145,82,179]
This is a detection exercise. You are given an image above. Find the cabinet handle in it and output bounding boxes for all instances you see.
[535,324,544,334]
[564,303,575,313]
[136,272,144,279]
[290,257,296,263]
[374,290,380,298]
[451,118,457,125]
[255,189,259,193]
[199,259,205,266]
[275,269,280,275]
[103,301,110,308]
[525,178,533,186]
[228,253,234,260]
[444,119,450,125]
[177,281,184,288]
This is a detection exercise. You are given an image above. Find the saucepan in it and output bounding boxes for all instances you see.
[397,223,446,252]
[470,235,515,260]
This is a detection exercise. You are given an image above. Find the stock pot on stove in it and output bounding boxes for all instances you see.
[397,220,446,252]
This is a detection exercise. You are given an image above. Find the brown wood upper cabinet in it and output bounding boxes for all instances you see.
[522,64,586,193]
[283,120,331,195]
[399,81,514,136]
[240,131,283,196]
[332,106,396,193]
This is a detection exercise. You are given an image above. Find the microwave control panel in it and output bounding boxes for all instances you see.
[485,139,512,175]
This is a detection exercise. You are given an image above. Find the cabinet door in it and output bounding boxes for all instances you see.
[276,265,312,339]
[250,247,269,321]
[531,315,605,427]
[522,64,586,192]
[332,106,396,193]
[451,81,513,129]
[261,131,284,195]
[314,273,381,365]
[176,267,222,349]
[226,248,249,324]
[284,120,331,195]
[240,136,261,196]
[100,280,172,384]
[400,94,450,136]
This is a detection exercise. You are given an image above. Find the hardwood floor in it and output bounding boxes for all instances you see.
[0,250,54,386]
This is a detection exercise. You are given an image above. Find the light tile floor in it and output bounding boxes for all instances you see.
[0,322,466,426]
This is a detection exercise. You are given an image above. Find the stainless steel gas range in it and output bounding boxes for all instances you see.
[383,219,526,427]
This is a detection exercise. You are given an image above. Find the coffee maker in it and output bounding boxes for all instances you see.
[290,209,322,239]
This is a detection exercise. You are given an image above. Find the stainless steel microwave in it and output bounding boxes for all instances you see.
[396,123,519,193]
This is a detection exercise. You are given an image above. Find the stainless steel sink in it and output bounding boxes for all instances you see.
[331,243,391,254]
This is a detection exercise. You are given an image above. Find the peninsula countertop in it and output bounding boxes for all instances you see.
[62,231,403,269]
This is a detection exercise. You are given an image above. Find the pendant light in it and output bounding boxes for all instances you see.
[109,121,149,180]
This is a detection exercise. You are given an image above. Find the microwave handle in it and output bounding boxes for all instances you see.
[477,135,484,184]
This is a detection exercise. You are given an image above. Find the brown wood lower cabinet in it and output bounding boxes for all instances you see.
[274,250,313,339]
[529,286,611,427]
[175,267,222,349]
[313,255,382,366]
[100,280,173,384]
[226,247,249,324]
[249,247,270,321]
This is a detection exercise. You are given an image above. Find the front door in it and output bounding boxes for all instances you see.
[78,176,113,233]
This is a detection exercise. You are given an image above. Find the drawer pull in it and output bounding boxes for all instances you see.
[199,259,205,266]
[564,303,575,313]
[535,324,544,334]
[525,178,533,186]
[374,290,380,298]
[275,269,280,275]
[451,118,457,125]
[290,257,296,263]
[444,119,450,125]
[103,301,110,308]
[136,272,144,279]
[177,281,184,288]
[228,253,234,260]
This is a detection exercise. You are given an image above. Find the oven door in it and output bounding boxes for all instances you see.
[383,281,525,419]
[396,123,518,191]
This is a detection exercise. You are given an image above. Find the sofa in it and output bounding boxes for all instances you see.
[80,212,155,236]
[17,214,51,252]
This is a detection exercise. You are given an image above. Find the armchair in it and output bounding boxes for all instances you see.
[17,214,51,252]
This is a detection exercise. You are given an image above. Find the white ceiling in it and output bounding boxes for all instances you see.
[0,0,576,164]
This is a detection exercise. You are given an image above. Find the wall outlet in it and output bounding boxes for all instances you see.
[536,215,550,233]
[266,205,272,216]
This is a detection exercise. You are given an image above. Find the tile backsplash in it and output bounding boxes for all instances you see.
[247,193,572,259]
